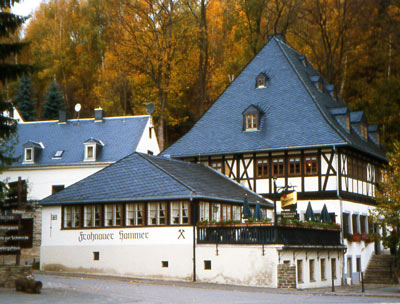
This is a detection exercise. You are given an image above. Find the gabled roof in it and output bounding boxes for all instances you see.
[9,115,151,167]
[41,153,272,207]
[163,36,385,161]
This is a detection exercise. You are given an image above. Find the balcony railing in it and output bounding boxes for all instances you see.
[197,225,341,246]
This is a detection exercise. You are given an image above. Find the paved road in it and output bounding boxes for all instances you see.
[1,274,400,304]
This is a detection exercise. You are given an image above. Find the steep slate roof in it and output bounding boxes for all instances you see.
[9,115,150,167]
[41,152,272,207]
[163,36,385,161]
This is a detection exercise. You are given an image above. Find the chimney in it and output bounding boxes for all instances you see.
[94,107,104,122]
[59,110,67,123]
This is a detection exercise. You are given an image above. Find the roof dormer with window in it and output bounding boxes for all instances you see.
[23,141,44,164]
[350,111,368,141]
[329,107,350,133]
[243,105,262,132]
[310,75,323,92]
[255,73,269,88]
[84,137,104,161]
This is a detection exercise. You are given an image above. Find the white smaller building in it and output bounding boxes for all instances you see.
[1,108,160,201]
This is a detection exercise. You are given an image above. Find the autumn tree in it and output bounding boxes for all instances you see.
[372,141,400,254]
[14,74,36,121]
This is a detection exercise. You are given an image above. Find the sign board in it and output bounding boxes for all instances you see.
[0,214,33,257]
[281,190,297,209]
[281,211,298,220]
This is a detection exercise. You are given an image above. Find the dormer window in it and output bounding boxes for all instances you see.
[25,148,33,162]
[22,140,44,164]
[84,137,104,161]
[361,123,368,140]
[255,73,268,88]
[246,113,258,129]
[242,105,262,132]
[310,76,323,92]
[298,55,307,67]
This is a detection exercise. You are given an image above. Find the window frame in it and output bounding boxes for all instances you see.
[245,113,258,130]
[304,155,318,176]
[256,159,269,178]
[84,204,102,228]
[84,143,96,161]
[170,201,190,225]
[272,157,285,177]
[104,204,123,227]
[148,202,167,226]
[309,259,315,282]
[126,203,144,226]
[288,156,301,176]
[63,205,81,229]
[24,147,34,162]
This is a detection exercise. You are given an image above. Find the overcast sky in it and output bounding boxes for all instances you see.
[12,0,43,16]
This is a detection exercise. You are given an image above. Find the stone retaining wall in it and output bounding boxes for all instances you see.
[277,263,297,288]
[0,265,32,288]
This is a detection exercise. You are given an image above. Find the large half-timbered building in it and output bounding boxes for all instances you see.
[163,35,387,284]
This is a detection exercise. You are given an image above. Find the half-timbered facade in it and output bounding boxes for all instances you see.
[162,35,386,285]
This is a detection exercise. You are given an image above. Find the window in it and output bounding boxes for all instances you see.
[162,261,168,268]
[93,251,99,261]
[148,202,167,225]
[53,150,64,158]
[199,201,210,222]
[221,205,231,221]
[245,113,258,130]
[356,257,361,272]
[210,160,223,173]
[297,260,303,283]
[63,206,81,228]
[288,156,301,176]
[272,158,284,177]
[304,155,318,175]
[256,73,268,88]
[84,205,101,227]
[331,258,337,279]
[104,204,122,227]
[170,201,189,225]
[232,205,241,221]
[204,260,211,270]
[87,145,94,159]
[321,258,326,280]
[343,213,350,236]
[149,127,152,139]
[256,159,269,177]
[360,215,367,234]
[52,185,64,194]
[126,203,144,226]
[347,257,352,277]
[147,150,153,155]
[24,148,33,162]
[211,203,221,221]
[352,214,359,234]
[309,259,315,282]
[361,123,368,140]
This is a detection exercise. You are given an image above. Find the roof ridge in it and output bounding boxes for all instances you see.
[18,115,149,125]
[274,38,348,144]
[137,153,196,194]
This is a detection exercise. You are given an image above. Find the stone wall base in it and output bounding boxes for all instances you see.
[277,263,297,288]
[0,266,32,288]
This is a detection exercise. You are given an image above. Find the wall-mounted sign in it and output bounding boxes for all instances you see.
[281,191,297,209]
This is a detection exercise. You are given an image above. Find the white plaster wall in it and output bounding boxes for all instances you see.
[196,244,279,287]
[255,179,269,193]
[41,206,194,280]
[135,117,160,156]
[1,165,106,201]
[304,176,318,191]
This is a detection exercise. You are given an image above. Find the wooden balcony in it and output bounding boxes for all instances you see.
[197,225,341,246]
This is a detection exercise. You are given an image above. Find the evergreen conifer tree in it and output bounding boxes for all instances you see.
[0,0,31,170]
[14,74,36,121]
[42,81,65,120]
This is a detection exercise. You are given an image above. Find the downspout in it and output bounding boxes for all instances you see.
[191,192,196,282]
[334,146,345,286]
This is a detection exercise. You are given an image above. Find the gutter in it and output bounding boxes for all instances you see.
[334,145,346,286]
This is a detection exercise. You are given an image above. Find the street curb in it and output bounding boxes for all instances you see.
[34,271,400,299]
